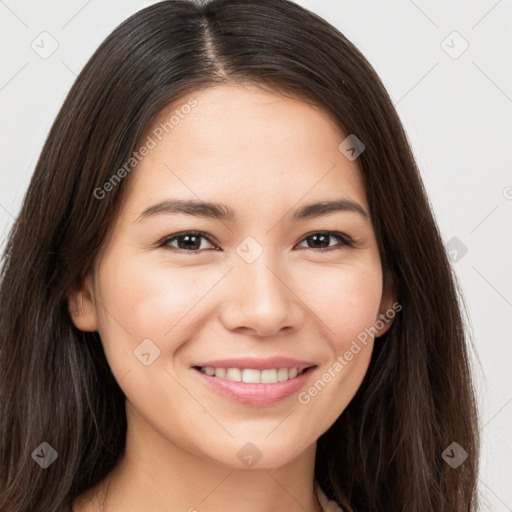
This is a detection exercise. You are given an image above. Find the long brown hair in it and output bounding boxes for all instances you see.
[0,0,480,510]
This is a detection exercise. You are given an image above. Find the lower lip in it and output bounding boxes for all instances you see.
[192,366,317,406]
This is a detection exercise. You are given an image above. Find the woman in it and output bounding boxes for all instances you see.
[0,0,480,510]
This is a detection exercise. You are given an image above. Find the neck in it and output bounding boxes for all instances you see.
[74,402,323,512]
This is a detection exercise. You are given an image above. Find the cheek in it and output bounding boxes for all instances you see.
[95,244,382,398]
[92,247,383,455]
[292,263,382,419]
[97,251,383,346]
[93,253,192,375]
[297,261,383,348]
[94,251,229,374]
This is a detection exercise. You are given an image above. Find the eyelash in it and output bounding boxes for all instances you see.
[158,230,354,253]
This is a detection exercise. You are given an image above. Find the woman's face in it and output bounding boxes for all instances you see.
[71,83,395,468]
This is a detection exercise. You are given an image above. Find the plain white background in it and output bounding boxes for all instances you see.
[1,0,511,510]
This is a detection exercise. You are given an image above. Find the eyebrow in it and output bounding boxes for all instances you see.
[134,198,370,223]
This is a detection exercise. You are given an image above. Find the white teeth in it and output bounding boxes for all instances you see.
[261,369,277,383]
[199,366,306,383]
[225,368,242,381]
[242,369,260,383]
[215,367,226,378]
[277,368,289,381]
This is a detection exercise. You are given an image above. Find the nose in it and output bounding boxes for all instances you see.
[218,253,304,338]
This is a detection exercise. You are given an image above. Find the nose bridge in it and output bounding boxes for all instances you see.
[220,241,301,336]
[240,250,283,300]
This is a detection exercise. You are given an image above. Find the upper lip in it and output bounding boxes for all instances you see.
[192,357,317,371]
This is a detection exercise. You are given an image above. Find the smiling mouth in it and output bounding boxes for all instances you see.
[192,365,317,384]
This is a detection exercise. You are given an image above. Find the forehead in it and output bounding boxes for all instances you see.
[123,83,368,217]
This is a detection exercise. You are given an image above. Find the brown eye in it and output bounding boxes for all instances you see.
[296,231,353,251]
[160,231,216,252]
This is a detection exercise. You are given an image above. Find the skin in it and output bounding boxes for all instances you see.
[69,83,396,512]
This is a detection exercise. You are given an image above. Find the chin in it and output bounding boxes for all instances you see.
[203,438,310,470]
